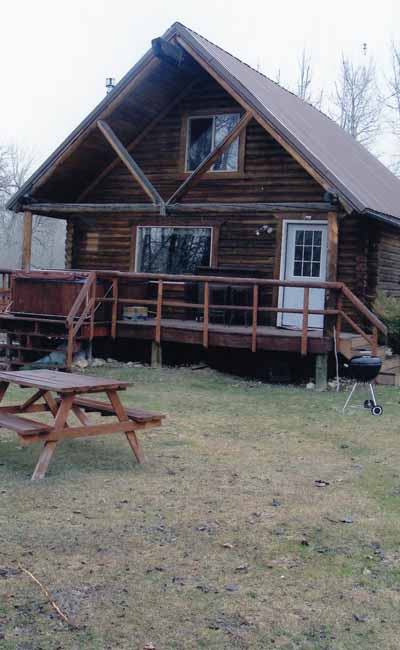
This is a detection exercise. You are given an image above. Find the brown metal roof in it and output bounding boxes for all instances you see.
[175,23,400,222]
[7,21,400,223]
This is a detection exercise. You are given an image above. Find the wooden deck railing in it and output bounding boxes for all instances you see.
[0,268,13,313]
[0,269,388,363]
[91,270,387,357]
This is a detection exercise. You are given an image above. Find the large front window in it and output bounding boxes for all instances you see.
[136,227,212,274]
[186,113,240,171]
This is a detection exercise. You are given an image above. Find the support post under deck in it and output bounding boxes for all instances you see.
[315,353,328,391]
[151,342,162,368]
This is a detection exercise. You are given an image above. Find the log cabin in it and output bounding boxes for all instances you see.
[2,21,400,386]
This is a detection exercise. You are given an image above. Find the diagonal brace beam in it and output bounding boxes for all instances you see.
[97,120,164,207]
[167,111,252,205]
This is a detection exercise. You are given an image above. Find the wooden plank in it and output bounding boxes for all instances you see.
[129,225,137,272]
[203,282,209,348]
[0,412,51,434]
[327,212,339,282]
[301,286,310,356]
[22,211,33,271]
[106,389,143,463]
[251,284,259,353]
[111,278,118,339]
[97,120,164,206]
[31,441,57,481]
[0,369,131,393]
[167,112,252,204]
[211,224,220,267]
[58,396,164,422]
[21,202,332,215]
[155,280,163,344]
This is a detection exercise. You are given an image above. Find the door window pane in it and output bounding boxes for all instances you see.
[311,262,320,277]
[136,227,212,274]
[187,118,213,170]
[293,262,302,276]
[291,228,324,278]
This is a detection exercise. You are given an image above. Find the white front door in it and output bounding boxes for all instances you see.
[278,222,328,329]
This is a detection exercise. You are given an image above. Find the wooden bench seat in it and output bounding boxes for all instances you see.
[57,396,165,423]
[0,413,51,435]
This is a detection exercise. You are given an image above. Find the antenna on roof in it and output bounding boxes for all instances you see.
[106,77,116,94]
[363,42,368,56]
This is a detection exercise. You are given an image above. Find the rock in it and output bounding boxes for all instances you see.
[328,380,337,389]
[306,382,315,390]
[224,584,239,592]
[91,358,105,367]
[107,358,118,364]
[74,358,88,369]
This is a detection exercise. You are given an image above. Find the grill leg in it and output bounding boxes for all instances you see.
[343,382,357,412]
[369,383,377,406]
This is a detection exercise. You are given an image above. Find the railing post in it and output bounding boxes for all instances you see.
[335,290,343,351]
[301,286,310,356]
[251,284,259,353]
[89,273,96,341]
[155,279,163,344]
[67,325,74,369]
[203,282,209,348]
[111,278,118,339]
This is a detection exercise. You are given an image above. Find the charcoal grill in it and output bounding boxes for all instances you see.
[342,356,383,416]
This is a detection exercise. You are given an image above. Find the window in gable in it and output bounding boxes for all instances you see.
[186,113,240,172]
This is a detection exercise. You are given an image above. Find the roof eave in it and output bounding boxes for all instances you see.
[364,209,400,228]
[174,24,366,216]
[6,23,182,213]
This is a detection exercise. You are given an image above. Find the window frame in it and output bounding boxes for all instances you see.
[134,225,214,274]
[183,109,245,175]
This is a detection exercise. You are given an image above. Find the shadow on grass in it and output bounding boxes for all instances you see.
[0,435,146,480]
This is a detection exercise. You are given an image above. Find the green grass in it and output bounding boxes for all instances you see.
[1,366,400,648]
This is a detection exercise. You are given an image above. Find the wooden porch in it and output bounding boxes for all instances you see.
[0,268,387,374]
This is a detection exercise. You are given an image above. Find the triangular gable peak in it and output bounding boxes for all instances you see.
[8,21,400,224]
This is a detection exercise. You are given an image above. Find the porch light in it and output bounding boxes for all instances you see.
[256,225,273,236]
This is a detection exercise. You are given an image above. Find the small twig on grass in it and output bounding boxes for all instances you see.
[18,564,75,628]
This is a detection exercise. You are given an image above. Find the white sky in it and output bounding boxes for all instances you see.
[1,0,399,169]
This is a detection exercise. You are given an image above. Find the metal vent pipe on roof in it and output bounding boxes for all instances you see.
[105,78,116,94]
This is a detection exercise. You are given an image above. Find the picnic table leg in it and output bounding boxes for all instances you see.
[0,382,9,404]
[106,390,144,464]
[31,442,57,481]
[31,394,75,481]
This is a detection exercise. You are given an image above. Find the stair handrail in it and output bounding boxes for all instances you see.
[66,271,97,367]
[66,271,96,328]
[340,284,387,336]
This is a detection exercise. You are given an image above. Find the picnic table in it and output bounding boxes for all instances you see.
[0,369,164,480]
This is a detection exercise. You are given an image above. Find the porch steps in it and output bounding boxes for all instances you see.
[338,334,386,361]
[376,355,400,386]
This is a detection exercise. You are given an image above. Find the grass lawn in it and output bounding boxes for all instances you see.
[1,365,400,649]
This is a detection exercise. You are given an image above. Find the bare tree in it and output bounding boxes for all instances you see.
[385,42,400,174]
[296,49,323,108]
[330,55,381,148]
[0,144,65,268]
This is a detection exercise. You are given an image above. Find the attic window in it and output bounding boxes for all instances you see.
[186,113,240,172]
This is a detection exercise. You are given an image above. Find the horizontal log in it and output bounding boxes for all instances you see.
[21,201,333,216]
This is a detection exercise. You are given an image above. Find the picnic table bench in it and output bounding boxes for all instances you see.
[0,369,165,480]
